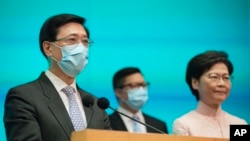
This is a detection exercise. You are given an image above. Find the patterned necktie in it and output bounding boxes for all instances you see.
[132,115,142,132]
[62,86,84,131]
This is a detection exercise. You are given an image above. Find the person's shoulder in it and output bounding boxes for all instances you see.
[8,78,40,92]
[109,111,119,119]
[224,111,248,124]
[143,112,166,124]
[77,87,98,100]
[8,72,46,91]
[174,110,195,120]
[5,79,42,104]
[172,112,193,135]
[78,88,93,96]
[172,110,196,126]
[6,72,59,102]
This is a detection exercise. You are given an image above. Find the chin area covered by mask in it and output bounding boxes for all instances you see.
[124,87,149,110]
[52,43,88,77]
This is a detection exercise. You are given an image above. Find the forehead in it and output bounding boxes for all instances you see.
[205,63,229,74]
[124,73,145,83]
[57,22,87,38]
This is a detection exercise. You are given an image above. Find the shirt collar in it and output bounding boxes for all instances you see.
[117,106,144,121]
[196,101,223,118]
[45,70,77,92]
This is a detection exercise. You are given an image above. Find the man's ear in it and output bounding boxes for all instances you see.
[43,41,52,56]
[192,77,199,90]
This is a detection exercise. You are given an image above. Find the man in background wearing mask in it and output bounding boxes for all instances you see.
[4,13,111,141]
[109,67,168,134]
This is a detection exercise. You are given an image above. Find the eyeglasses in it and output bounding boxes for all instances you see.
[53,36,93,47]
[118,82,150,89]
[207,73,233,83]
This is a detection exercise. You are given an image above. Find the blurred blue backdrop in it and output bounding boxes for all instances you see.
[0,0,249,140]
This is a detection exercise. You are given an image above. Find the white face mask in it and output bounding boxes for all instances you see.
[124,87,148,110]
[52,43,88,77]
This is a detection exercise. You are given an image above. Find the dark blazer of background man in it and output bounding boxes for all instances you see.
[4,13,111,141]
[109,67,168,133]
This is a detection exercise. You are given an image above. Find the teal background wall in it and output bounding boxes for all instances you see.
[1,0,249,140]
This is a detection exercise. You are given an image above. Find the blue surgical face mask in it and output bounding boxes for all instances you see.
[124,87,148,110]
[52,43,88,77]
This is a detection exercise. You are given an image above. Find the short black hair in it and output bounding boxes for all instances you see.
[113,67,142,90]
[186,50,233,101]
[39,13,90,59]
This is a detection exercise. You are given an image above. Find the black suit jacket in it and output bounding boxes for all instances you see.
[4,72,111,141]
[109,111,168,134]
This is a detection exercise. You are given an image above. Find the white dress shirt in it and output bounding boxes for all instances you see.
[117,106,147,133]
[45,70,87,129]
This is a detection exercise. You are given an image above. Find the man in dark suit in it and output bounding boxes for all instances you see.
[4,13,111,141]
[109,67,168,134]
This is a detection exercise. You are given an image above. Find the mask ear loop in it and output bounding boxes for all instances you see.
[48,42,63,63]
[51,56,60,63]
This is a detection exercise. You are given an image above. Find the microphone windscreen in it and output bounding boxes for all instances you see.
[97,97,110,110]
[82,95,94,107]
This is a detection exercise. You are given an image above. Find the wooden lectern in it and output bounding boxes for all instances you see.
[71,129,229,141]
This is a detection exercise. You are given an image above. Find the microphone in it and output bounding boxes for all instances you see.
[82,95,94,128]
[82,95,94,107]
[97,97,166,134]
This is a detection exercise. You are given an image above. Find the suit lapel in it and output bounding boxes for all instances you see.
[38,73,74,139]
[113,112,127,130]
[143,114,152,132]
[78,90,92,127]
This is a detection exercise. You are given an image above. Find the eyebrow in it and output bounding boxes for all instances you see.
[208,73,229,76]
[63,33,88,38]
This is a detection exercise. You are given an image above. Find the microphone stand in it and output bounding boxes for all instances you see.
[108,106,166,134]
